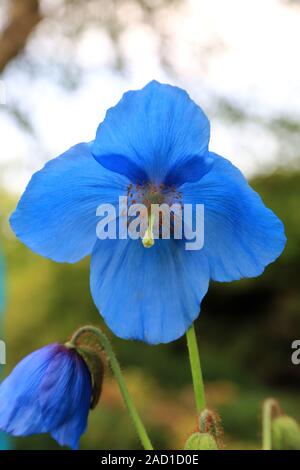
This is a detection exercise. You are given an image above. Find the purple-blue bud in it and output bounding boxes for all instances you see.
[0,338,103,449]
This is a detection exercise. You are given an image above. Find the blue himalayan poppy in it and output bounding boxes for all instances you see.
[10,81,286,344]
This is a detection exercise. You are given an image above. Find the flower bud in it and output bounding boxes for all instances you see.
[272,416,300,450]
[184,409,221,450]
[0,343,93,449]
[184,432,218,450]
[199,408,222,441]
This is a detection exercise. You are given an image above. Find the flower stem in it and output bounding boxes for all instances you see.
[70,325,153,451]
[186,323,206,413]
[262,398,280,450]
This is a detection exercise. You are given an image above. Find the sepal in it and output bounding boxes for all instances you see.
[66,327,105,409]
[184,432,218,450]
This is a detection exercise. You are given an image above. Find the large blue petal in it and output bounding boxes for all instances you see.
[92,81,210,184]
[0,344,56,436]
[90,238,210,344]
[180,153,286,281]
[10,142,129,263]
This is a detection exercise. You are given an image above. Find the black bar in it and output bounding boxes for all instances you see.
[0,450,299,466]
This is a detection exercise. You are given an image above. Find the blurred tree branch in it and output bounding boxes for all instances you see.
[0,0,42,73]
[0,0,298,174]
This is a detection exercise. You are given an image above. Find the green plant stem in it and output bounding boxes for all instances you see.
[262,398,280,450]
[70,325,153,451]
[186,323,206,413]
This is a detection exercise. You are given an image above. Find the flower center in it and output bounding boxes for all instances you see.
[126,183,183,248]
[127,183,166,208]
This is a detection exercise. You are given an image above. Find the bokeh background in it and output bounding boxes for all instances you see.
[0,0,300,450]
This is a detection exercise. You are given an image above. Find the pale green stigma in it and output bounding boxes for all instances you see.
[142,212,155,248]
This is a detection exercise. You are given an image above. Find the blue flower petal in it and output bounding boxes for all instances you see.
[93,153,149,186]
[164,152,215,187]
[0,344,56,436]
[40,348,91,450]
[90,238,210,344]
[92,81,210,184]
[180,153,286,281]
[10,142,129,263]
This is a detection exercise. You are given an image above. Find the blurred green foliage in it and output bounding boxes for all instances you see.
[0,169,299,450]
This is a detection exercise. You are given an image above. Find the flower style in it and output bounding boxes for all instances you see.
[10,81,286,344]
[0,343,92,449]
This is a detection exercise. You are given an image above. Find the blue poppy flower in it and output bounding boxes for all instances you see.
[0,343,92,449]
[10,81,286,344]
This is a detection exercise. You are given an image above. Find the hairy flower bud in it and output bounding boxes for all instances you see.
[272,416,300,450]
[184,409,221,450]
